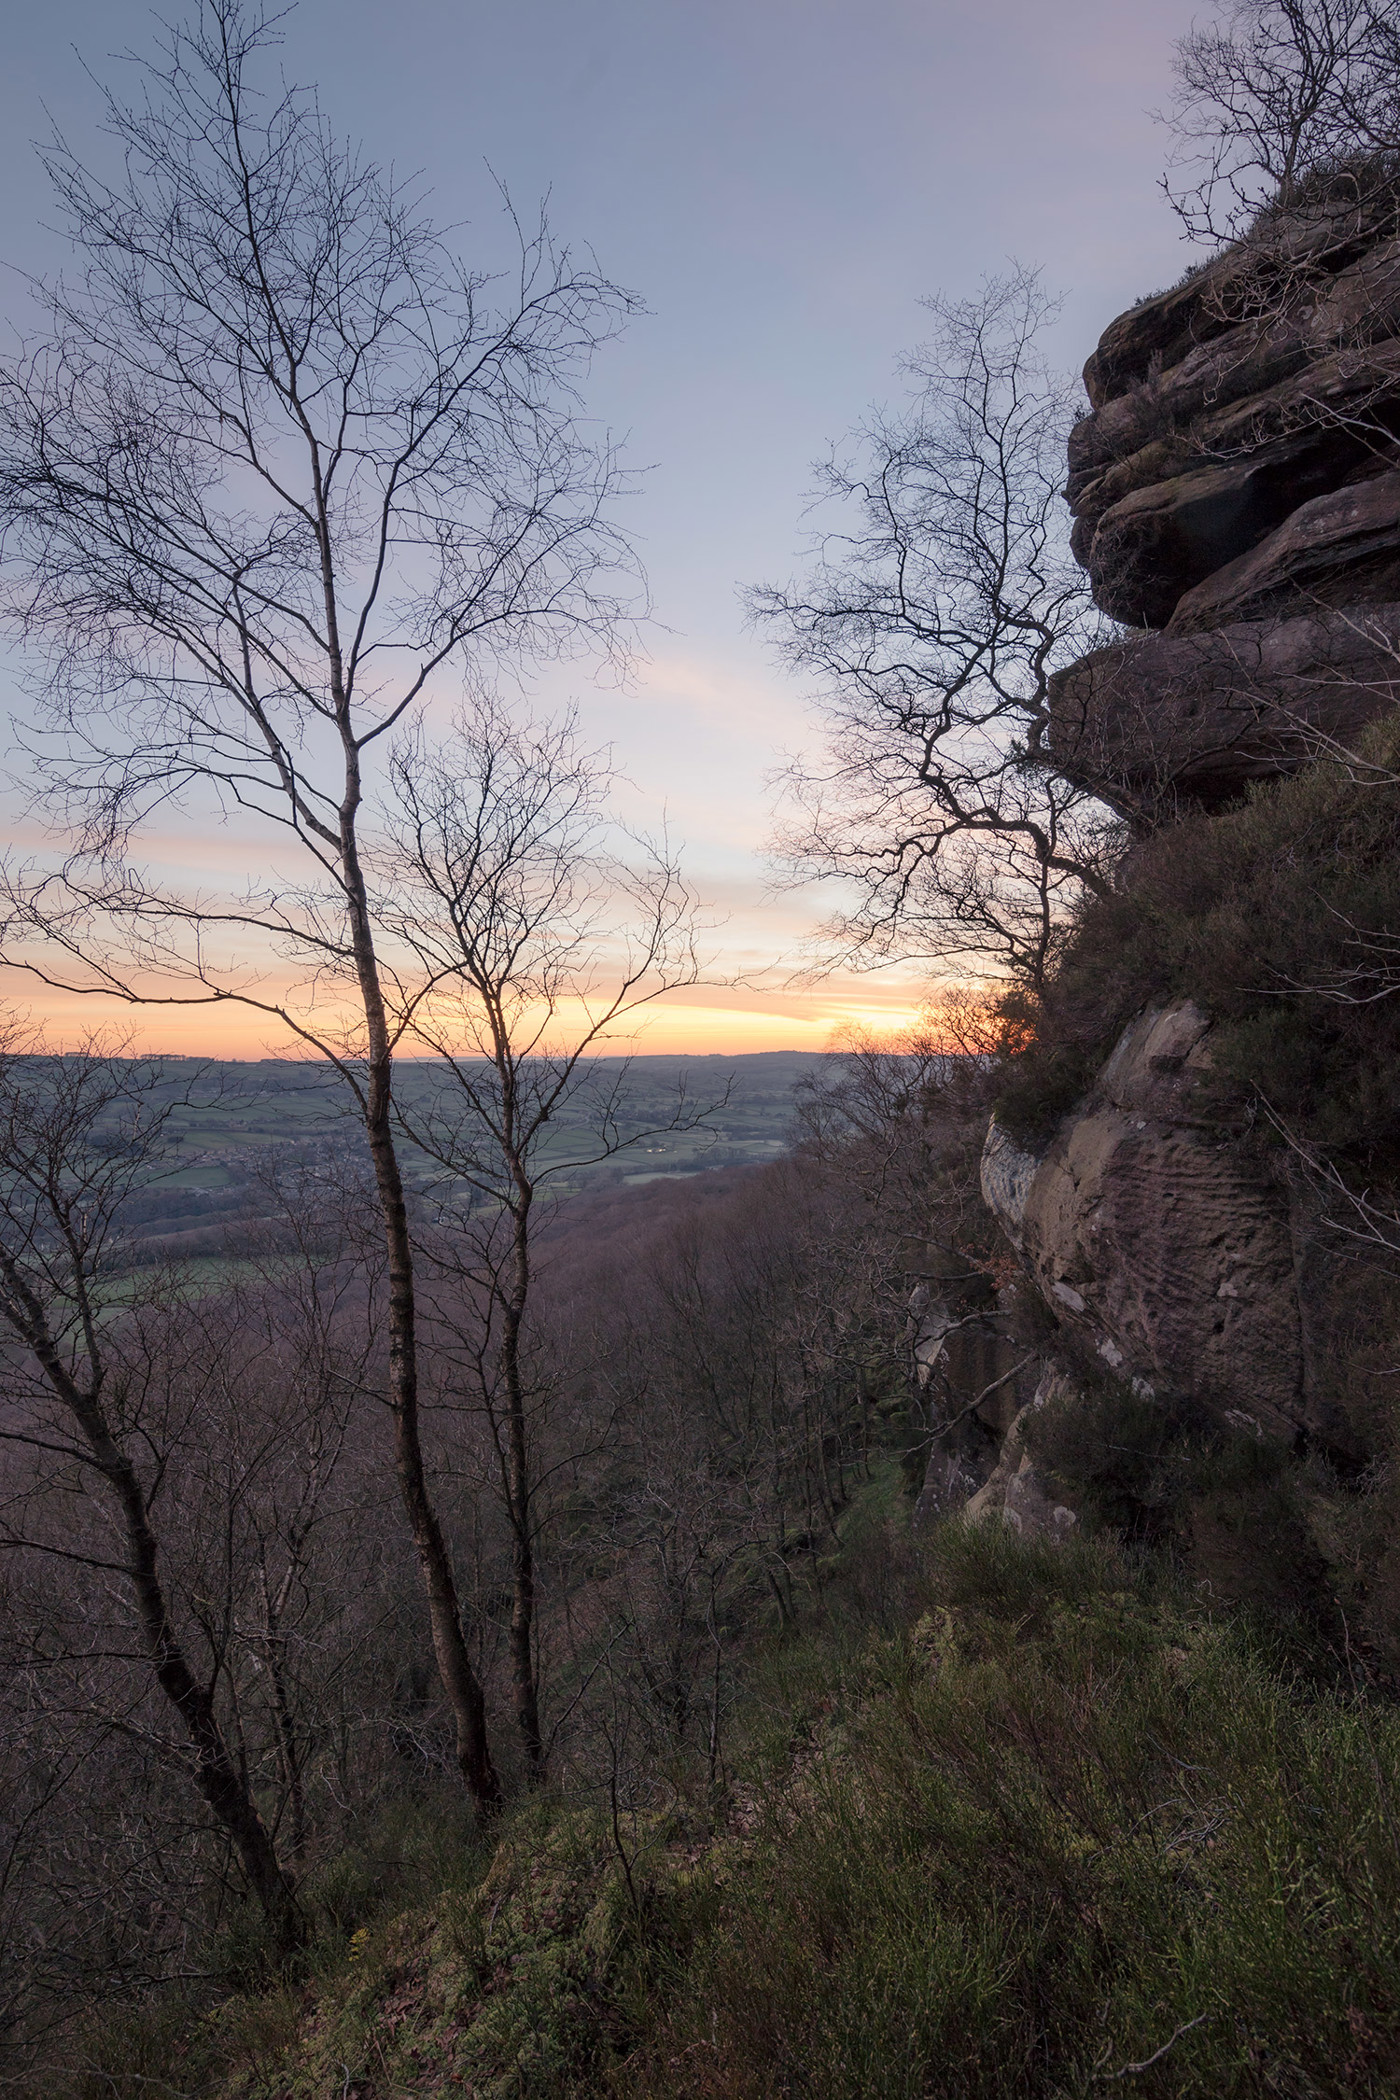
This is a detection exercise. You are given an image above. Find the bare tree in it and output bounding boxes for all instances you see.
[790,1003,1019,1512]
[0,1,645,1808]
[754,269,1121,993]
[1162,0,1400,245]
[0,1032,301,1950]
[378,697,711,1777]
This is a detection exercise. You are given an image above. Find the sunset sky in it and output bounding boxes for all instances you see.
[0,0,1202,1058]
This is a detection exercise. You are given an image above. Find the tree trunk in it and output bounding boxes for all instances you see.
[502,1200,544,1776]
[260,1562,307,1861]
[333,697,501,1811]
[8,1286,304,1953]
[364,1050,502,1809]
[120,1471,301,1951]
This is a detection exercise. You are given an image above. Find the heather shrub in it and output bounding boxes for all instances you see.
[993,713,1400,1167]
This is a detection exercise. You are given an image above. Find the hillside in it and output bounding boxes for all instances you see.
[10,6,1400,2097]
[62,1501,1400,2099]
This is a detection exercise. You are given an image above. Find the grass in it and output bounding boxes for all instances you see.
[35,1516,1400,2099]
[633,1527,1400,2097]
[93,1253,305,1307]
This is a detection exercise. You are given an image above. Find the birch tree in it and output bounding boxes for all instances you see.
[0,0,642,1807]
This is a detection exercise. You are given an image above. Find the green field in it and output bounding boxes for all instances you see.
[73,1051,834,1279]
[141,1050,828,1194]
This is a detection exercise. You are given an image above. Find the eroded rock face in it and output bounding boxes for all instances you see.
[1079,426,1388,629]
[1071,233,1400,482]
[1072,192,1400,621]
[1048,604,1400,813]
[1168,470,1400,629]
[981,1004,1312,1440]
[1057,180,1400,807]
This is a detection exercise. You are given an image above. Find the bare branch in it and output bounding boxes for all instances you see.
[755,268,1123,992]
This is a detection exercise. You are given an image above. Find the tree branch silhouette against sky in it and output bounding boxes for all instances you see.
[0,0,1205,1054]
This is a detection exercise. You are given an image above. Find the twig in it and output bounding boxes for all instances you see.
[923,1354,1039,1444]
[1105,2011,1209,2078]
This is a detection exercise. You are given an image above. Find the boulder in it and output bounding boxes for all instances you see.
[1071,342,1400,574]
[980,1005,1312,1439]
[1069,321,1302,502]
[1081,424,1388,628]
[1047,603,1400,811]
[964,1371,1080,1539]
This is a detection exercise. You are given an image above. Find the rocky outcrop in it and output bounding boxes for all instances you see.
[980,1003,1339,1446]
[1080,196,1400,411]
[1055,176,1400,808]
[960,193,1400,1530]
[909,1249,1039,1530]
[1048,603,1400,813]
[1169,469,1400,629]
[1077,424,1392,630]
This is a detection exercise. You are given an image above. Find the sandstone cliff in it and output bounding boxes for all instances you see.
[1050,171,1400,820]
[958,1000,1352,1536]
[958,184,1400,1536]
[979,1005,1313,1441]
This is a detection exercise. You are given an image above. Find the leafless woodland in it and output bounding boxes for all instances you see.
[0,1024,996,2055]
[8,0,1400,2071]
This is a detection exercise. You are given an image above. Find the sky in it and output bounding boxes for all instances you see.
[0,0,1205,1058]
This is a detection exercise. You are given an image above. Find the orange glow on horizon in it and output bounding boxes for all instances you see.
[0,976,937,1061]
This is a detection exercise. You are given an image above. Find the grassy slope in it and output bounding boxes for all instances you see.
[71,1489,1400,2100]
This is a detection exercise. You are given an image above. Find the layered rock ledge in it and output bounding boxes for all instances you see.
[1048,602,1400,814]
[1054,173,1400,808]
